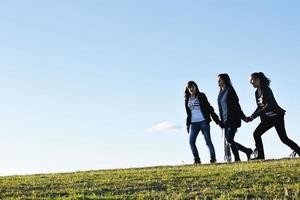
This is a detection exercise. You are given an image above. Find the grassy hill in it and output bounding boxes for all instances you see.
[0,158,299,199]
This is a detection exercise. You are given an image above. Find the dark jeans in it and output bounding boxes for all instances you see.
[189,121,216,161]
[253,115,300,159]
[225,127,250,161]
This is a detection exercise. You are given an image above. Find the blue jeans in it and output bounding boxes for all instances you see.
[189,121,216,161]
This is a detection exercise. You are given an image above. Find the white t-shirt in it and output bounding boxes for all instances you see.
[188,97,205,123]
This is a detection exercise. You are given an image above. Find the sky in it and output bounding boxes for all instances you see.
[0,0,299,176]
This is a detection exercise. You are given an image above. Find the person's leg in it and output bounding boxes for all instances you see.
[189,123,201,163]
[225,127,240,161]
[234,142,253,160]
[235,142,250,153]
[200,121,216,162]
[274,116,300,155]
[253,120,274,159]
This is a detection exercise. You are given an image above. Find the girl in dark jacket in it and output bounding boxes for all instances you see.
[217,74,253,162]
[248,72,300,159]
[185,81,220,164]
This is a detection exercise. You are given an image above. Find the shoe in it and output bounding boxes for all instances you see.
[193,158,201,165]
[246,148,253,160]
[252,148,258,158]
[234,159,241,162]
[290,151,297,158]
[224,155,232,162]
[210,159,216,163]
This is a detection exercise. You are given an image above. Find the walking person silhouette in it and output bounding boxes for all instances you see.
[185,81,220,164]
[247,72,300,159]
[217,74,253,162]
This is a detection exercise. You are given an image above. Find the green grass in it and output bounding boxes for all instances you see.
[0,158,299,199]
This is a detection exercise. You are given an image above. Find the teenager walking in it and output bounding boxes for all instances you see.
[217,74,253,162]
[248,72,300,159]
[185,81,220,164]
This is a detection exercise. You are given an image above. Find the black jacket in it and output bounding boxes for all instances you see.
[218,86,246,128]
[185,92,220,126]
[252,86,286,121]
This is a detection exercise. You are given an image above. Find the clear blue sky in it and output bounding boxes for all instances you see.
[0,1,299,175]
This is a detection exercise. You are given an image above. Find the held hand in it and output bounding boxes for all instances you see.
[244,117,250,123]
[244,116,254,123]
[249,116,254,121]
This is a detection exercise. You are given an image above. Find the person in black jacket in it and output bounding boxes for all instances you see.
[248,72,300,159]
[185,81,220,164]
[217,74,253,162]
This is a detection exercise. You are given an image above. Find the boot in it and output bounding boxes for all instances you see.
[193,158,201,165]
[246,148,253,160]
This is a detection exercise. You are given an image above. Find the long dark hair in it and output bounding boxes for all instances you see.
[184,81,201,100]
[218,73,233,88]
[251,72,271,87]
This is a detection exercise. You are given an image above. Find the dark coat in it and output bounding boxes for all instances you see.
[218,86,246,128]
[185,92,220,127]
[252,86,286,121]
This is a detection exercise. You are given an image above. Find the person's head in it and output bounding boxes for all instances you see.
[185,81,200,99]
[218,73,232,88]
[250,72,271,88]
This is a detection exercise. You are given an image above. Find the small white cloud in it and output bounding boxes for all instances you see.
[145,121,181,132]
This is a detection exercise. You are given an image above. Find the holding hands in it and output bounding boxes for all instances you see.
[244,116,254,123]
